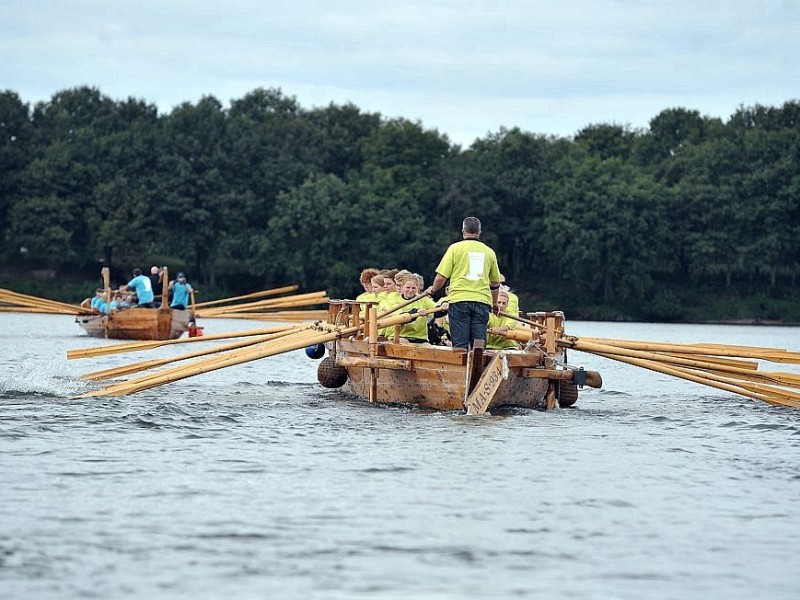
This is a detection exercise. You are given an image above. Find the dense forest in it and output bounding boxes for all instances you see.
[1,87,798,322]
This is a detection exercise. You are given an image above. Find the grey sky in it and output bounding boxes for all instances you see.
[2,0,797,146]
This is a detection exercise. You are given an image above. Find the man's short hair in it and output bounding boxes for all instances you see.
[132,268,142,277]
[462,216,481,234]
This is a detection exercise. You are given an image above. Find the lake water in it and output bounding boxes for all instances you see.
[1,313,799,599]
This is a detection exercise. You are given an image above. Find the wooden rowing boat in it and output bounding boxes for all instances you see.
[73,296,800,408]
[75,266,196,340]
[312,300,602,412]
[75,307,195,340]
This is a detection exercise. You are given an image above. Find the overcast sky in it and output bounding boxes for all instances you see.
[2,0,798,147]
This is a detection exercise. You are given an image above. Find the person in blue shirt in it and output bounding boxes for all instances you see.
[121,268,155,307]
[169,273,193,310]
[88,289,104,313]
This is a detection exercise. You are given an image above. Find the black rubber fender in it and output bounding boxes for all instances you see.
[317,356,348,388]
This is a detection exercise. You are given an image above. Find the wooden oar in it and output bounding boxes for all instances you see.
[376,291,432,319]
[67,324,300,359]
[662,352,759,371]
[560,339,779,379]
[81,329,298,381]
[0,294,86,314]
[197,291,327,316]
[675,365,800,403]
[0,288,93,314]
[200,310,329,322]
[198,296,329,315]
[558,335,800,406]
[192,285,299,309]
[588,350,800,407]
[0,306,83,315]
[79,308,426,396]
[80,324,351,397]
[579,336,800,364]
[697,365,800,389]
[498,311,545,331]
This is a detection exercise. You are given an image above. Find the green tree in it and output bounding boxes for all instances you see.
[0,91,34,253]
[440,128,565,280]
[303,102,381,178]
[543,156,670,304]
[575,123,637,161]
[155,96,230,283]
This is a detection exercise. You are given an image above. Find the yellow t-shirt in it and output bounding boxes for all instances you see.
[397,296,437,341]
[376,292,405,337]
[356,291,378,303]
[507,291,520,317]
[487,313,518,350]
[435,239,500,306]
[378,291,402,314]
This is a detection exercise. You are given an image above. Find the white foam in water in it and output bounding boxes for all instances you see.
[0,360,90,397]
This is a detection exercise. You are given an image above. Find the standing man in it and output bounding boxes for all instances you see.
[148,265,163,307]
[424,217,501,390]
[121,268,155,308]
[169,272,193,310]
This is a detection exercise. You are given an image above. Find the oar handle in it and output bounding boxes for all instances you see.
[498,311,545,330]
[376,291,432,319]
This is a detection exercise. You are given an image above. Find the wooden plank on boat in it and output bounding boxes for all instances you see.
[464,352,505,416]
[336,357,413,370]
[520,367,603,388]
[503,351,545,368]
[382,344,468,365]
[520,368,574,380]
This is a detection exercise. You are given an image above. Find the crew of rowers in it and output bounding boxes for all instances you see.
[81,266,194,313]
[355,267,522,350]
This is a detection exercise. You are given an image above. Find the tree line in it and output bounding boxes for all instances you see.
[1,86,798,321]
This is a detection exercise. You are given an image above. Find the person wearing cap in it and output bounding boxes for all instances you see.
[169,272,193,310]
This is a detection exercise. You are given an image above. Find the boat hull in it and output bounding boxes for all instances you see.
[75,308,193,340]
[328,339,552,411]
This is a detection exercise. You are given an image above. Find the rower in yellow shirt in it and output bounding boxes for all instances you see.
[487,289,520,350]
[394,275,436,343]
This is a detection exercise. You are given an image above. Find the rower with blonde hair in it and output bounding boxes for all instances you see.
[487,288,519,350]
[393,274,436,343]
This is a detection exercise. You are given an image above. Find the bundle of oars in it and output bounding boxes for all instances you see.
[71,296,423,397]
[562,336,800,408]
[193,286,328,322]
[500,322,800,408]
[0,287,92,315]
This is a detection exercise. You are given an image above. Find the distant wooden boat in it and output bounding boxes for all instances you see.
[76,266,196,340]
[314,301,602,413]
[75,307,194,340]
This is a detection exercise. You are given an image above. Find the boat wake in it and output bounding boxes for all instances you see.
[0,361,90,397]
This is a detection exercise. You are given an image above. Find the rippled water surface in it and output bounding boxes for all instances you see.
[1,314,799,599]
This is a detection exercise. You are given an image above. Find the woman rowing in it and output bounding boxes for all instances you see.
[487,288,520,350]
[389,274,437,344]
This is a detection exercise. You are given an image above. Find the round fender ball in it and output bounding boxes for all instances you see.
[305,343,326,359]
[557,381,579,408]
[317,356,348,388]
